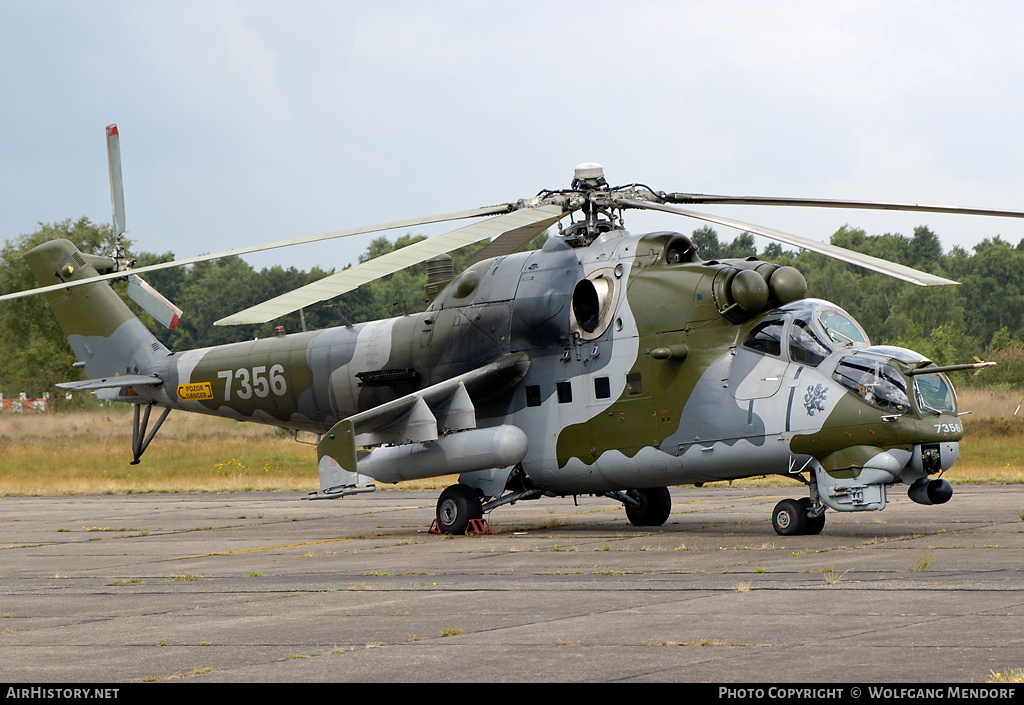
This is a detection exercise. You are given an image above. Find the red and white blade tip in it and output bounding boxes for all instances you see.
[106,124,118,137]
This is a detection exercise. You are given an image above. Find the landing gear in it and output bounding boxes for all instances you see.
[624,487,672,527]
[799,497,826,535]
[435,484,483,535]
[771,497,825,536]
[131,403,171,465]
[772,499,806,535]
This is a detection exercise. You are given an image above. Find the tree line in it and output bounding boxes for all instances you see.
[2,217,1023,398]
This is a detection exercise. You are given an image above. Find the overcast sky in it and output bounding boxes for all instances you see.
[3,0,1024,277]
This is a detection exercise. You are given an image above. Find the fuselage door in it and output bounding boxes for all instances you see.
[729,318,788,400]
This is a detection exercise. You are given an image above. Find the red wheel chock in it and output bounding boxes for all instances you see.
[428,518,492,535]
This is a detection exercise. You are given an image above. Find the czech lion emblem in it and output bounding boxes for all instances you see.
[803,383,827,416]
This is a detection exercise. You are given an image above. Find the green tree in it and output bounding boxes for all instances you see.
[0,218,120,398]
[691,226,721,259]
[907,226,943,270]
[959,237,1024,343]
[722,232,757,259]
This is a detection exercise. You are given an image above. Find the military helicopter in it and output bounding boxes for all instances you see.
[3,126,1019,536]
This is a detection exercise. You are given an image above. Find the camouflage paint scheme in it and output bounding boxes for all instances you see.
[25,225,963,534]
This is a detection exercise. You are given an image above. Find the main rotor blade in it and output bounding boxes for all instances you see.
[619,199,958,286]
[462,218,557,267]
[662,193,1024,219]
[215,205,564,326]
[0,204,515,304]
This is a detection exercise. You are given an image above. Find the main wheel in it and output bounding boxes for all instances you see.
[799,497,826,535]
[435,484,483,535]
[772,498,808,536]
[624,487,672,527]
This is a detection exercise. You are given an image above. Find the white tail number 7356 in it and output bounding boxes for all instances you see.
[217,365,287,401]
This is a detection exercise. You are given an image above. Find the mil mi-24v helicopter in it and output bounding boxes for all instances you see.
[4,125,1020,536]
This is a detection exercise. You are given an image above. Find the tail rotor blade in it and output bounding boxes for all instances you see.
[127,274,182,330]
[106,124,126,238]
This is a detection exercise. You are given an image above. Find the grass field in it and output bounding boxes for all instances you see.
[0,387,1021,495]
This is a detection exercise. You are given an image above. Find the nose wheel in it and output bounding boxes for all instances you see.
[772,497,825,536]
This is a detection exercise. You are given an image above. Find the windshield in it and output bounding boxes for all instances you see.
[914,372,957,414]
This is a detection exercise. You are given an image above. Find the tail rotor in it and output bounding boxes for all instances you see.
[105,123,183,330]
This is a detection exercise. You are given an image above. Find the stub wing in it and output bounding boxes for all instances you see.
[313,353,530,497]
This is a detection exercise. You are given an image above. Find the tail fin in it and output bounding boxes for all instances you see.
[23,239,169,383]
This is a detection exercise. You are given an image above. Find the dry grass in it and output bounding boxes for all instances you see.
[957,387,1024,420]
[936,387,1024,484]
[0,386,1021,495]
[0,407,457,495]
[0,408,314,494]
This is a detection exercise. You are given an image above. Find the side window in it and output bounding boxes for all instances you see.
[594,376,611,399]
[525,385,541,407]
[626,372,643,396]
[743,320,784,356]
[556,381,573,404]
[789,320,830,367]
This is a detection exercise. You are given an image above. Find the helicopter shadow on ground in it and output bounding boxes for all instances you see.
[483,487,991,545]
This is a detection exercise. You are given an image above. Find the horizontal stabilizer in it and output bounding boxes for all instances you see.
[57,374,163,391]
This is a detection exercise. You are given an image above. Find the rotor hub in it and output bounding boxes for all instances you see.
[572,162,607,189]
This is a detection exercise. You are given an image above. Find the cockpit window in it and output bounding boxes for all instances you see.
[832,357,911,414]
[820,309,869,346]
[914,372,957,414]
[743,320,784,356]
[789,319,831,367]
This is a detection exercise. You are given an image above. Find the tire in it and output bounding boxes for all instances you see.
[772,498,808,536]
[435,484,483,535]
[799,497,826,535]
[624,487,672,527]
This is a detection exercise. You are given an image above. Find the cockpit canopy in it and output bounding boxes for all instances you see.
[742,298,869,368]
[862,345,958,414]
[740,299,957,416]
[832,354,912,414]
